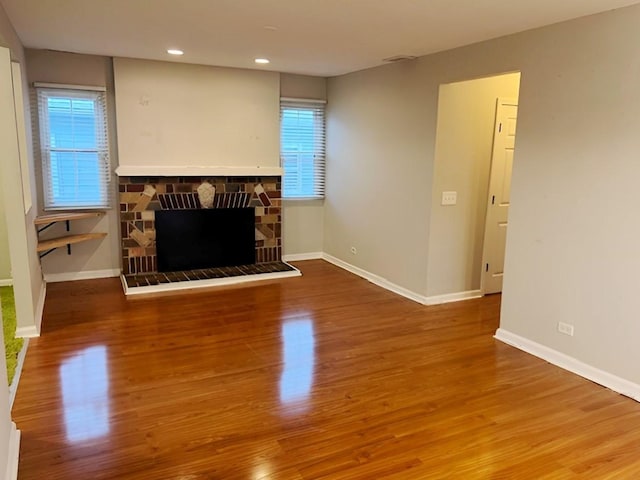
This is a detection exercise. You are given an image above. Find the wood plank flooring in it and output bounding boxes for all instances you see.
[12,260,640,479]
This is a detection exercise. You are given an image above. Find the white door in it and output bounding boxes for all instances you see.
[481,98,518,294]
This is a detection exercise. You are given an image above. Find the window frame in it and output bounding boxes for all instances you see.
[35,84,111,211]
[279,97,326,200]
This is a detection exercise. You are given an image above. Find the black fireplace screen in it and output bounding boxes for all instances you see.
[155,208,255,272]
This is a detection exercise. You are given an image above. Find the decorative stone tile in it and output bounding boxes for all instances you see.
[256,224,274,239]
[213,192,251,209]
[254,184,272,207]
[255,228,267,241]
[123,261,295,288]
[131,228,153,248]
[197,182,215,208]
[133,194,152,212]
[175,184,193,193]
[158,193,200,210]
[129,247,145,257]
[143,184,156,197]
[120,192,142,203]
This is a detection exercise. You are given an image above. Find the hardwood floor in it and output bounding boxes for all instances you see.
[12,260,640,479]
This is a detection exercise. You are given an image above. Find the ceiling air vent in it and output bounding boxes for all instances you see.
[382,55,417,63]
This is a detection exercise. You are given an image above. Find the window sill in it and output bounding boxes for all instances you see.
[43,207,112,212]
[282,197,325,201]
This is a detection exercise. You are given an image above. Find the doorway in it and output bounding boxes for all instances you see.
[426,72,520,299]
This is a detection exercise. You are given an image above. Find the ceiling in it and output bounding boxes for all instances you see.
[1,0,638,76]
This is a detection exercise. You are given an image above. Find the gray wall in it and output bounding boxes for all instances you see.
[326,4,640,384]
[26,53,329,273]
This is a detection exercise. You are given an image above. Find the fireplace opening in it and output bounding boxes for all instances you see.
[155,208,255,272]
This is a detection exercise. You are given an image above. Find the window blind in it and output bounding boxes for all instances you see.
[36,87,111,210]
[280,99,326,199]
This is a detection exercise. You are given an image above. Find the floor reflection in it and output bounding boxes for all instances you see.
[279,319,315,412]
[60,345,110,442]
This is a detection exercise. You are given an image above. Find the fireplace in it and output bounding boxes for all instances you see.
[117,172,298,292]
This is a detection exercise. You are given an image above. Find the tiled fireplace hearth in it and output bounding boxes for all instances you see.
[117,172,299,294]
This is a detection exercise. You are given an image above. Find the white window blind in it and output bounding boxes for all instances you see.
[36,87,111,210]
[280,98,326,199]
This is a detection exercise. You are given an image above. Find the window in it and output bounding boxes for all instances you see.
[280,98,326,199]
[36,86,111,210]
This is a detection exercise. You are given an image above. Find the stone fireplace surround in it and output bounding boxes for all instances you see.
[116,167,299,294]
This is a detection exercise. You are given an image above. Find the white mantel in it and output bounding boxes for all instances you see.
[115,165,283,177]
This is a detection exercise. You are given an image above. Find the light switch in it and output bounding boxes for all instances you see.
[441,191,457,206]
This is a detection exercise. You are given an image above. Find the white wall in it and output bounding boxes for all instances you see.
[326,4,640,386]
[0,7,44,338]
[114,58,280,169]
[0,210,10,282]
[26,49,121,278]
[427,73,520,296]
[280,74,326,256]
[0,3,25,284]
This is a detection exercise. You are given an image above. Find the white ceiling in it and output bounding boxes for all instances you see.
[1,0,638,76]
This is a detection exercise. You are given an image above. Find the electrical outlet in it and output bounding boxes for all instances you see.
[441,191,457,206]
[350,246,357,255]
[558,322,574,336]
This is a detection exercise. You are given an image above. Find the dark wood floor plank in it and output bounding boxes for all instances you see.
[12,260,640,479]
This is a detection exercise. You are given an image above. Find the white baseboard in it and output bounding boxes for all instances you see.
[0,279,12,287]
[282,252,323,262]
[495,328,640,402]
[44,268,120,283]
[424,290,482,305]
[15,325,39,338]
[321,253,427,305]
[4,422,20,480]
[9,338,29,410]
[15,281,44,338]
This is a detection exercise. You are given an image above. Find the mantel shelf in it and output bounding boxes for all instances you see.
[37,233,107,253]
[35,211,103,225]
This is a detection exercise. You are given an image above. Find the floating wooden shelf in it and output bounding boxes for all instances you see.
[37,233,107,253]
[35,211,107,258]
[35,211,103,225]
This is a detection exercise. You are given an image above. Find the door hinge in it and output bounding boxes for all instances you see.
[486,263,489,272]
[492,195,495,205]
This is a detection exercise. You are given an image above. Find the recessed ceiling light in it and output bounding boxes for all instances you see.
[167,49,184,56]
[254,58,270,65]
